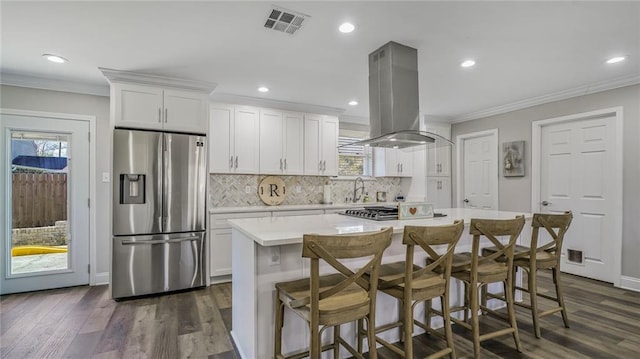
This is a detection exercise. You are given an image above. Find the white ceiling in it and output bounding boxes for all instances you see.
[1,1,639,123]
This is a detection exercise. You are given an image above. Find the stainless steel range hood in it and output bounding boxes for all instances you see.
[346,41,453,149]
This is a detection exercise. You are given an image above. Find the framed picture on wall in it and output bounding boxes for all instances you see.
[503,141,525,177]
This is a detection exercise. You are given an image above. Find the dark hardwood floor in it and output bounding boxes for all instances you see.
[1,271,639,358]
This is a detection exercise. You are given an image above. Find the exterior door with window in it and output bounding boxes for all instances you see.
[1,114,90,294]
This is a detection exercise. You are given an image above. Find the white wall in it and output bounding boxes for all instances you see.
[451,84,640,279]
[0,85,111,276]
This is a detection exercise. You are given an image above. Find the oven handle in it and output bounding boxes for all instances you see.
[121,236,199,245]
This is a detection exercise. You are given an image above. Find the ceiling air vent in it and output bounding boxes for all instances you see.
[264,6,309,35]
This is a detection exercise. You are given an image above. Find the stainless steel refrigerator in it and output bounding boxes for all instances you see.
[112,128,207,299]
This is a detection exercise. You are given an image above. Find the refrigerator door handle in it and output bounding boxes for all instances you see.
[121,236,198,245]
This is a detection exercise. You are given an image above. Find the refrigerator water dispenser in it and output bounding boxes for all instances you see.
[120,174,146,204]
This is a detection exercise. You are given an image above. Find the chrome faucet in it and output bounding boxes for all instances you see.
[353,177,365,203]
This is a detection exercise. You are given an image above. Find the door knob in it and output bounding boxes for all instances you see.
[541,200,550,206]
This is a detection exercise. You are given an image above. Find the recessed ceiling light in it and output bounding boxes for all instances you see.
[348,100,358,106]
[258,86,269,93]
[42,54,68,64]
[606,56,626,64]
[389,138,397,142]
[461,60,476,68]
[392,145,399,149]
[339,22,355,33]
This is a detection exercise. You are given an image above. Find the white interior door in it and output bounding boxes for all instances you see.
[1,114,90,294]
[459,131,499,209]
[538,112,621,283]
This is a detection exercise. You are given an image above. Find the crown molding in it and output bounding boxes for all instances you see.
[211,92,345,116]
[0,72,109,97]
[99,68,217,94]
[451,73,640,123]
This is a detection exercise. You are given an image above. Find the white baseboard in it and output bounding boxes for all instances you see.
[230,331,247,359]
[210,274,232,285]
[620,276,640,292]
[92,272,110,286]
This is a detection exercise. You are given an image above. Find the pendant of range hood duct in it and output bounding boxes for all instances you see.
[341,41,454,150]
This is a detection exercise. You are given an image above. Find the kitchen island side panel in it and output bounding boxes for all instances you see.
[231,228,256,359]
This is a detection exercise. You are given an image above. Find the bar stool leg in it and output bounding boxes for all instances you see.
[553,267,570,328]
[310,322,320,358]
[441,293,457,359]
[333,324,340,358]
[403,298,414,359]
[357,318,364,353]
[274,292,284,358]
[504,278,522,352]
[367,316,378,359]
[425,298,433,333]
[470,282,481,358]
[528,266,541,338]
[398,299,405,343]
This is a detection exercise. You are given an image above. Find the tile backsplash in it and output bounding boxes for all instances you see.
[209,174,402,207]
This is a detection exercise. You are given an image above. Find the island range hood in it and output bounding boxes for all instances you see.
[346,41,453,149]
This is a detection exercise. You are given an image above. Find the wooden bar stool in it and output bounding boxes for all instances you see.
[274,227,393,359]
[360,220,464,359]
[482,211,573,338]
[448,216,525,358]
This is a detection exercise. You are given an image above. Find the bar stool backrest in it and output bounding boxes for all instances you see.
[528,211,573,261]
[470,216,526,269]
[291,227,393,309]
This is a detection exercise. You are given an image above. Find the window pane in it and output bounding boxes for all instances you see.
[338,135,373,176]
[339,155,365,176]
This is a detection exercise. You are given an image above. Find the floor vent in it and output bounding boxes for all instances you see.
[264,6,309,35]
[567,249,583,264]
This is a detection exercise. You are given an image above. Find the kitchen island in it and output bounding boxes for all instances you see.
[229,208,532,359]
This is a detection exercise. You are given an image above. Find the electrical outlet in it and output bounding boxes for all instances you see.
[245,186,251,194]
[295,185,301,193]
[101,172,110,183]
[270,247,281,266]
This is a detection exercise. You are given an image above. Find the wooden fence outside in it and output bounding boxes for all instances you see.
[12,173,67,229]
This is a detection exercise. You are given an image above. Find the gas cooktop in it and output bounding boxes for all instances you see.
[341,206,399,221]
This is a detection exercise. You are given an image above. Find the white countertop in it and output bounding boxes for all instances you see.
[228,208,532,246]
[210,202,399,214]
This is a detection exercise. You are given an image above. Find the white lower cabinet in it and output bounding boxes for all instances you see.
[426,177,451,209]
[208,208,326,282]
[209,211,270,282]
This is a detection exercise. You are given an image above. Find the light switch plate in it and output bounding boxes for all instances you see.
[245,186,251,194]
[295,185,301,193]
[102,172,110,183]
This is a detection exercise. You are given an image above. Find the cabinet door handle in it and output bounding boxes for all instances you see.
[284,158,287,170]
[401,163,403,173]
[235,156,238,169]
[164,108,168,123]
[229,156,234,169]
[323,160,326,171]
[158,108,162,123]
[280,158,283,170]
[319,161,322,171]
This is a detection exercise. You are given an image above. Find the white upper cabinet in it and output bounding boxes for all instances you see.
[209,104,259,174]
[162,88,209,133]
[283,112,304,175]
[425,122,451,177]
[373,148,413,177]
[304,114,338,176]
[259,109,304,175]
[102,68,215,134]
